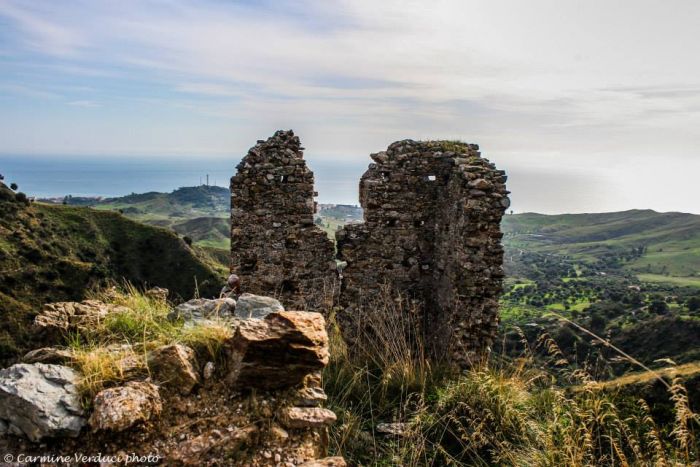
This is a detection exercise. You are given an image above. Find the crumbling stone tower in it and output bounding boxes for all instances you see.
[230,130,337,310]
[336,140,509,366]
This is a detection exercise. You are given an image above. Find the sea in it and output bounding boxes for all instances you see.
[0,154,365,205]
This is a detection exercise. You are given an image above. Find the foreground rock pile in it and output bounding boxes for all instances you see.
[0,292,345,466]
[230,130,337,311]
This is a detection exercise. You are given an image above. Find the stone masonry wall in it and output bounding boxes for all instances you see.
[336,140,509,366]
[230,132,508,366]
[230,130,337,311]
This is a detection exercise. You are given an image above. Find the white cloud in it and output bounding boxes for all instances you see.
[0,0,699,212]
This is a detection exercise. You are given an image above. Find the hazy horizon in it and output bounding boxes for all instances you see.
[1,151,698,215]
[1,1,699,214]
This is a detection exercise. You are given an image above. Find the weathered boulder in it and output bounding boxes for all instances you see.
[0,363,85,441]
[278,407,337,429]
[147,344,199,395]
[21,346,73,364]
[226,311,329,389]
[33,300,130,338]
[168,298,236,323]
[234,293,284,319]
[89,382,161,432]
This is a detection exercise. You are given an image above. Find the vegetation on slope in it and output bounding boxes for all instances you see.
[322,295,700,466]
[502,209,700,280]
[0,183,225,361]
[172,216,230,249]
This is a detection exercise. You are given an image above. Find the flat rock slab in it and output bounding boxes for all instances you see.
[168,298,236,323]
[278,407,337,429]
[21,347,73,364]
[0,363,85,441]
[299,457,347,467]
[234,293,284,319]
[376,422,408,436]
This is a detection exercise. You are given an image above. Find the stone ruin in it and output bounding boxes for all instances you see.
[337,140,509,366]
[230,131,509,367]
[230,130,337,311]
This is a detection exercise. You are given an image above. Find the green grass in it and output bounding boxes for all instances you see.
[638,273,700,288]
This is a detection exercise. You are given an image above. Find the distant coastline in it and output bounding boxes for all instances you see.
[0,154,363,204]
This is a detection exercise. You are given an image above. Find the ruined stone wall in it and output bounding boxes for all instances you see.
[337,140,509,366]
[230,132,508,365]
[230,130,337,311]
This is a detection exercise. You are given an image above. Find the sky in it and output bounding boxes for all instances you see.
[0,0,699,213]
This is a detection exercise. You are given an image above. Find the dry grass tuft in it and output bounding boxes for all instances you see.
[323,287,700,466]
[64,283,232,400]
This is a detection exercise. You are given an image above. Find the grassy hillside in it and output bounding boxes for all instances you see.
[58,185,229,225]
[502,210,700,280]
[172,216,230,249]
[0,183,225,361]
[499,210,700,373]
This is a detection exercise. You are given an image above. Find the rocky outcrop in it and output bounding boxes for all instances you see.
[337,140,508,366]
[0,363,85,441]
[89,381,162,432]
[147,344,199,395]
[1,297,342,466]
[226,311,329,389]
[230,130,337,312]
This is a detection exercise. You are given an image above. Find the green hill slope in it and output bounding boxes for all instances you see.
[56,185,229,226]
[172,216,230,249]
[502,209,700,282]
[0,183,226,361]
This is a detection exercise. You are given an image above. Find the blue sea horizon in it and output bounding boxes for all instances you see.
[0,154,363,205]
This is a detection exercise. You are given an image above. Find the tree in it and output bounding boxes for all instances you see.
[183,236,193,246]
[15,192,28,204]
[649,299,668,314]
[687,296,700,312]
[10,183,17,191]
